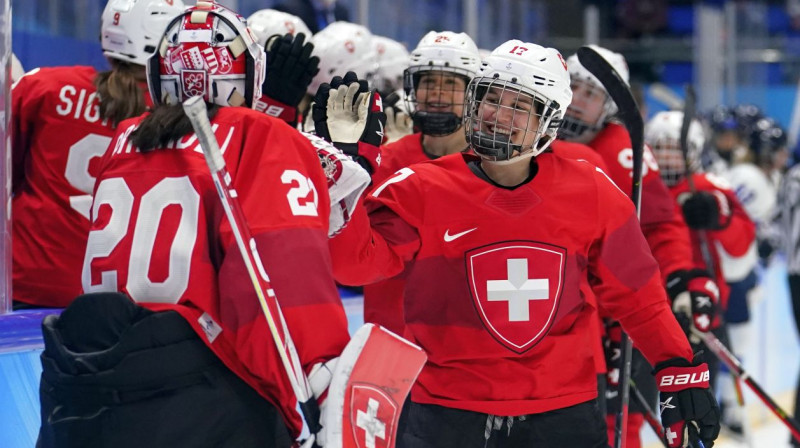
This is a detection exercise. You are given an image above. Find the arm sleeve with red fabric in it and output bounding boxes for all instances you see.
[329,168,424,285]
[640,170,697,283]
[707,188,756,257]
[10,72,44,192]
[589,172,694,367]
[219,119,350,376]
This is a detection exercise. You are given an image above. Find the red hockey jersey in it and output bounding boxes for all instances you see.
[83,107,350,437]
[363,132,435,334]
[11,66,134,306]
[589,123,696,283]
[330,152,692,416]
[669,173,756,308]
[551,139,609,172]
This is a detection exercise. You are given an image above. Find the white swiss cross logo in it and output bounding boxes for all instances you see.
[349,384,398,448]
[356,398,386,448]
[665,426,679,445]
[487,259,549,322]
[466,241,566,353]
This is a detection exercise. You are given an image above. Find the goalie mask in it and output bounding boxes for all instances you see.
[560,45,629,144]
[464,40,571,163]
[645,111,705,187]
[246,9,312,47]
[102,0,186,66]
[404,31,481,136]
[147,1,266,108]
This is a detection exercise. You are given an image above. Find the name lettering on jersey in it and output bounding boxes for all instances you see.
[56,85,109,126]
[111,122,235,156]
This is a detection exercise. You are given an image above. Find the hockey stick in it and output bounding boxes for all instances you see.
[691,327,800,442]
[182,96,322,446]
[629,379,667,446]
[578,46,644,448]
[679,85,716,275]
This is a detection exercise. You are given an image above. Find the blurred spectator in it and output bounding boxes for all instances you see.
[273,0,350,34]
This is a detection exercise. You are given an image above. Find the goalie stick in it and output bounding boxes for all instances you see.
[182,96,427,448]
[182,96,323,446]
[578,46,643,448]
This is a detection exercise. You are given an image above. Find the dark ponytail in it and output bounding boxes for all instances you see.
[129,103,220,152]
[94,60,147,127]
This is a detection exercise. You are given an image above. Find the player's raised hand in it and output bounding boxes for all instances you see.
[257,32,319,123]
[312,71,384,174]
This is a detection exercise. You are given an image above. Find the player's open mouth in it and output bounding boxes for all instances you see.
[423,102,451,112]
[487,124,513,138]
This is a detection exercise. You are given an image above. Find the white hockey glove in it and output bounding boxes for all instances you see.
[303,132,370,237]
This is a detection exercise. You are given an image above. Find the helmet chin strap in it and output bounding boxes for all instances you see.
[412,111,462,136]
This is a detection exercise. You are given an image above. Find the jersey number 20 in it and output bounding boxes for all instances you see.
[82,176,200,304]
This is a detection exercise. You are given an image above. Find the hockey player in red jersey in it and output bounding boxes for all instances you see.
[559,45,719,448]
[646,111,756,315]
[362,31,481,335]
[329,41,720,448]
[38,4,351,447]
[10,0,185,309]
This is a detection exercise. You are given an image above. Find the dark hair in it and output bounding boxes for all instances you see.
[129,103,219,152]
[94,60,147,127]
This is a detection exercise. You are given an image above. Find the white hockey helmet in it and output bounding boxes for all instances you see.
[147,1,266,108]
[560,45,629,142]
[464,40,572,163]
[403,31,481,136]
[373,36,410,93]
[246,9,312,47]
[645,111,705,186]
[102,0,186,66]
[307,21,378,96]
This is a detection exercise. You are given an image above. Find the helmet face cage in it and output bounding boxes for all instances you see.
[645,111,704,186]
[649,137,691,187]
[464,76,562,163]
[147,3,266,108]
[403,66,472,136]
[559,76,613,142]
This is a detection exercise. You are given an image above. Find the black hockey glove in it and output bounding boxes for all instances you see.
[666,269,719,341]
[603,321,623,389]
[312,71,385,174]
[654,357,720,448]
[680,191,729,230]
[257,33,319,124]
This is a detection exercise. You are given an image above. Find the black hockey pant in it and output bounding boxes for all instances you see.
[398,399,609,448]
[37,292,293,448]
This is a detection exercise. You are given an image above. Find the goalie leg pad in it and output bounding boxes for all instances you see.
[322,324,426,448]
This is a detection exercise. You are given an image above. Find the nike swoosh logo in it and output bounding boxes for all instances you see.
[444,227,477,242]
